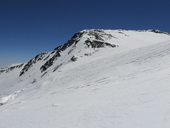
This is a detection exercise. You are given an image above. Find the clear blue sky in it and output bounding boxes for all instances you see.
[0,0,170,66]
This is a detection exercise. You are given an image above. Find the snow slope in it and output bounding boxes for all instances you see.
[1,29,170,128]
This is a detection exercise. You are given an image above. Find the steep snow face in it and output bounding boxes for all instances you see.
[1,29,170,128]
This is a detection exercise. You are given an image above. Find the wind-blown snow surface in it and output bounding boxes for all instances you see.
[1,29,170,128]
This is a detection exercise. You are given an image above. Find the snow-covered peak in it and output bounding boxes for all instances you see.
[2,29,170,128]
[37,30,117,73]
[1,29,170,78]
[1,29,170,94]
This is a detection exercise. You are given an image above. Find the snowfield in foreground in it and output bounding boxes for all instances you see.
[1,29,170,128]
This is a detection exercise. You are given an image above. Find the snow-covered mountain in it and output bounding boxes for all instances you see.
[1,29,170,128]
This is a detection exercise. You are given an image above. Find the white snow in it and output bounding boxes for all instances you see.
[0,90,22,105]
[0,30,170,128]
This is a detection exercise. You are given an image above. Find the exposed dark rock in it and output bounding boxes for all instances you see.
[40,31,85,72]
[118,32,129,37]
[105,42,117,47]
[70,56,78,62]
[31,78,37,84]
[88,32,104,41]
[84,53,92,56]
[54,31,85,52]
[19,30,118,75]
[147,29,170,35]
[150,29,162,33]
[85,39,116,48]
[43,55,50,61]
[93,29,104,33]
[53,64,62,72]
[53,45,63,52]
[20,53,47,76]
[88,30,114,40]
[40,30,117,73]
[40,51,61,72]
[68,49,74,55]
[41,71,47,78]
[1,63,24,73]
[0,103,4,106]
[0,70,5,73]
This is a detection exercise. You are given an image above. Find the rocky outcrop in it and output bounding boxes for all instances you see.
[53,31,85,52]
[85,39,116,48]
[40,31,85,72]
[0,64,24,74]
[6,64,24,73]
[40,30,117,72]
[18,30,117,75]
[70,56,78,62]
[0,69,5,74]
[20,53,47,76]
[40,51,61,72]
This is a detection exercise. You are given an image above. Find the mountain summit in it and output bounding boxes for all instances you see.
[1,29,170,128]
